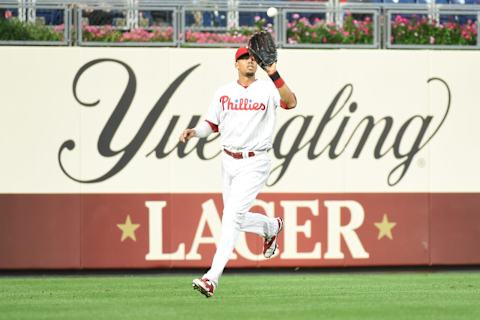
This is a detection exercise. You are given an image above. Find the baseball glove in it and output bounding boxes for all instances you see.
[248,31,277,69]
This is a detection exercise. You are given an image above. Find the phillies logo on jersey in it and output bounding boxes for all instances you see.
[220,95,266,111]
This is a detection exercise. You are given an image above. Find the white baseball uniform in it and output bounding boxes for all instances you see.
[196,79,285,287]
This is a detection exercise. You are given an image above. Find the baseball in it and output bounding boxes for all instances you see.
[267,7,278,18]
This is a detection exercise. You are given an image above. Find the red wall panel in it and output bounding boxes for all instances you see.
[430,193,480,265]
[0,195,81,269]
[0,193,479,269]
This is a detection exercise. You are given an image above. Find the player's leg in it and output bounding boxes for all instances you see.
[236,154,279,238]
[221,156,276,239]
[193,155,233,297]
[202,154,271,287]
[240,211,278,238]
[236,155,283,258]
[221,154,232,207]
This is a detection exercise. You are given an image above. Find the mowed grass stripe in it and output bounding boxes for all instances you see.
[0,272,479,320]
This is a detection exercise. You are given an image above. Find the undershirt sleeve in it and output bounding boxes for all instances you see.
[194,121,214,138]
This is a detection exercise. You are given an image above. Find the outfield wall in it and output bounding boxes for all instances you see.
[0,47,479,269]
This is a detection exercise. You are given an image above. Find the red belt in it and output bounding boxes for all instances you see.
[224,149,255,159]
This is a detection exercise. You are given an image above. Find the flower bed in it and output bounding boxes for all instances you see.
[184,30,249,44]
[287,14,374,45]
[184,16,268,44]
[82,25,174,42]
[391,15,477,46]
[0,10,478,46]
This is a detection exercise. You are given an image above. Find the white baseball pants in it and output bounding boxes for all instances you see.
[203,152,279,287]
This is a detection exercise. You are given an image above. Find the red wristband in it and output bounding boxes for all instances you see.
[269,71,285,88]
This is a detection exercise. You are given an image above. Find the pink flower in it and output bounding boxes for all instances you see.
[445,22,455,30]
[54,24,65,33]
[292,13,300,20]
[121,28,156,42]
[5,10,12,19]
[287,37,297,44]
[254,16,261,22]
[429,36,435,44]
[299,17,310,26]
[185,31,248,44]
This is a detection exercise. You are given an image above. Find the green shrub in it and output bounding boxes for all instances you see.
[0,18,63,41]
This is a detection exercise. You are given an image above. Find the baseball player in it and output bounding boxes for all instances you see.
[179,47,297,298]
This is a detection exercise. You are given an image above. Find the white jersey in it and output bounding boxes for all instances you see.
[204,79,281,152]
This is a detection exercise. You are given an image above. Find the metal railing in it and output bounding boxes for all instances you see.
[0,1,71,45]
[0,0,479,49]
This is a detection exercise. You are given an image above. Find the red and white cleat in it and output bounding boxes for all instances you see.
[192,278,215,298]
[263,217,284,258]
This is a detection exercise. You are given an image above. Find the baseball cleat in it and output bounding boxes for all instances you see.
[263,217,284,258]
[192,278,215,298]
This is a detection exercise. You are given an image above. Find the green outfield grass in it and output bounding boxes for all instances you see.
[0,271,479,320]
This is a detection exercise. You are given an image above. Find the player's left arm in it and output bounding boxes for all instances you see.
[264,62,297,109]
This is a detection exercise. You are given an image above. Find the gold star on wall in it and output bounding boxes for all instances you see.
[117,215,140,242]
[374,214,397,240]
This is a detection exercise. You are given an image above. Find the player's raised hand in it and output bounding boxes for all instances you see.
[264,62,277,76]
[179,128,196,143]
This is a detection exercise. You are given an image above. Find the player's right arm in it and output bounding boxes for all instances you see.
[179,120,215,143]
[179,128,197,143]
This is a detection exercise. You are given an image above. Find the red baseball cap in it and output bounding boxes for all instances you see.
[235,47,249,61]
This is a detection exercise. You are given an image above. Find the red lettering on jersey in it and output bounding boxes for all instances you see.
[220,95,267,111]
[220,95,234,110]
